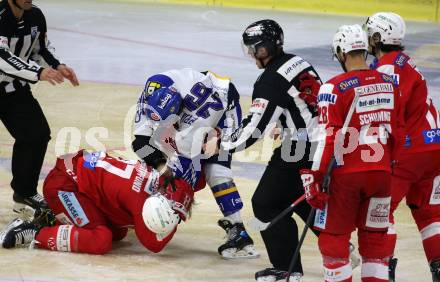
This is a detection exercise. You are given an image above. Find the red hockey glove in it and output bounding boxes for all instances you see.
[298,72,321,109]
[164,178,194,221]
[299,169,329,210]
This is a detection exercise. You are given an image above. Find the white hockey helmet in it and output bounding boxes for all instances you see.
[142,194,179,234]
[364,12,406,46]
[332,24,368,57]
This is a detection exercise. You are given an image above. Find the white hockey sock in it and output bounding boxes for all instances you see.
[225,211,242,224]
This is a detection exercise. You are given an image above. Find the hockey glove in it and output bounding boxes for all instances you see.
[298,72,321,109]
[164,178,194,221]
[299,169,329,210]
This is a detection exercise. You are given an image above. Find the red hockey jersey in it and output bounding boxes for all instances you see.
[312,69,402,175]
[373,51,440,154]
[59,150,191,250]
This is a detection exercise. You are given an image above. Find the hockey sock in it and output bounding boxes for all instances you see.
[36,225,112,254]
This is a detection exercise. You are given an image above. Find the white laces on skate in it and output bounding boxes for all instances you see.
[30,194,45,203]
[15,228,36,247]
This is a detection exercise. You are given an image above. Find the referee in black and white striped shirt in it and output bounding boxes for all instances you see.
[219,20,322,281]
[0,0,78,213]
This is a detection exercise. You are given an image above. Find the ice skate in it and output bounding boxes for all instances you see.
[255,268,302,282]
[217,218,259,259]
[2,220,38,249]
[13,192,49,221]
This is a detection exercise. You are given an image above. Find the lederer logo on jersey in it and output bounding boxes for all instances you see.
[430,176,440,205]
[423,129,440,144]
[356,93,394,113]
[338,77,359,92]
[58,192,90,227]
[381,74,399,86]
[366,197,390,229]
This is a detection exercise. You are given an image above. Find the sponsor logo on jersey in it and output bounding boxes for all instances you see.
[366,197,390,229]
[338,77,359,92]
[0,36,8,48]
[31,26,38,40]
[132,163,150,193]
[181,112,197,125]
[394,53,409,68]
[404,135,411,148]
[249,98,268,114]
[150,112,161,121]
[359,110,391,126]
[317,93,337,104]
[356,93,394,113]
[277,56,311,82]
[430,176,440,205]
[381,74,399,85]
[423,128,440,144]
[355,83,394,96]
[58,192,90,227]
[83,151,102,170]
[314,204,328,229]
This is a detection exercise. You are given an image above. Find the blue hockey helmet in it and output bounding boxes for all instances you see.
[146,87,182,122]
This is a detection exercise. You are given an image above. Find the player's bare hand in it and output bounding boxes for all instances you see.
[57,64,79,86]
[202,127,221,157]
[40,68,64,85]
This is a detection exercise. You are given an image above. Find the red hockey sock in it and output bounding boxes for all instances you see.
[36,225,113,255]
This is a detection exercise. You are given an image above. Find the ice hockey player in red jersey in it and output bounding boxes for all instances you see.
[0,150,195,255]
[300,24,402,282]
[365,12,440,281]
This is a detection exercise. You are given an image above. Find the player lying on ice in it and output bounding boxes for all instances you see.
[131,69,258,259]
[0,149,198,254]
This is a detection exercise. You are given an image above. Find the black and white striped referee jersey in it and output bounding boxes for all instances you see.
[221,52,321,153]
[0,1,60,93]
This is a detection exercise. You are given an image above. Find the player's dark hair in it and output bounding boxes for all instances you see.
[377,43,405,52]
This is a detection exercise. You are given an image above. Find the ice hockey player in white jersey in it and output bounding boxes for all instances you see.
[132,68,259,259]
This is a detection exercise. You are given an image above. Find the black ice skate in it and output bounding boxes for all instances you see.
[1,220,39,249]
[217,219,259,259]
[388,257,398,282]
[431,259,440,282]
[13,192,49,220]
[255,268,302,282]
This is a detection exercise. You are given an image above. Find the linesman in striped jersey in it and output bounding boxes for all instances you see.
[218,19,322,281]
[0,0,78,215]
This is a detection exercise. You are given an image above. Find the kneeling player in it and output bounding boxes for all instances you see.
[131,69,258,259]
[1,150,194,254]
[301,25,401,281]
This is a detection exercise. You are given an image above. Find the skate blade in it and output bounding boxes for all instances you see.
[0,218,24,245]
[12,203,35,221]
[221,245,260,260]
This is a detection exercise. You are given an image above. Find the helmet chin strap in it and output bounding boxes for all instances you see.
[336,54,348,73]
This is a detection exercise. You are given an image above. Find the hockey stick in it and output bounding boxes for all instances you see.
[286,89,361,282]
[249,194,306,232]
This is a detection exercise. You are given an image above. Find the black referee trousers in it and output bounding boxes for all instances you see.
[0,85,50,197]
[252,141,319,274]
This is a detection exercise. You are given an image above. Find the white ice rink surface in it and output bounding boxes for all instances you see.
[0,0,440,281]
